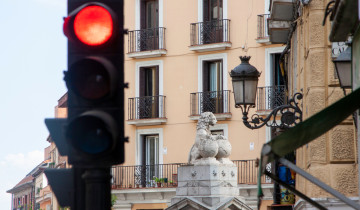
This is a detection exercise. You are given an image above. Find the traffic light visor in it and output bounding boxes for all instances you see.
[64,4,115,46]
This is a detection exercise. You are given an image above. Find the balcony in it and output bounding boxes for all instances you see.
[127,27,166,59]
[127,95,167,126]
[256,14,270,44]
[189,19,231,52]
[270,0,295,21]
[111,160,271,190]
[190,90,231,120]
[256,85,287,115]
[267,19,291,44]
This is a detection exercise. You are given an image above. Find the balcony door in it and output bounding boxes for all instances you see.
[202,60,223,113]
[203,0,223,44]
[139,66,159,118]
[141,135,159,186]
[140,0,159,50]
[268,53,286,109]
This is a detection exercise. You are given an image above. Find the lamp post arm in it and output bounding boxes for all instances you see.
[241,93,303,130]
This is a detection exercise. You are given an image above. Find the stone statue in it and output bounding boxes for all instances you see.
[188,112,233,165]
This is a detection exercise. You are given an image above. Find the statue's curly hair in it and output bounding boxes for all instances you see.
[196,112,216,130]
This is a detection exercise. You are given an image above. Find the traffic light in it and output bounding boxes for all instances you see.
[63,0,125,167]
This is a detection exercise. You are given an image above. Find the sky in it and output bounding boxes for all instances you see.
[0,0,67,209]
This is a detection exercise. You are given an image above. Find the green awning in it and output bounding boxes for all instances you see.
[257,87,360,208]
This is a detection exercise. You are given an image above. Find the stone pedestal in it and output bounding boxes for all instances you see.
[167,165,251,210]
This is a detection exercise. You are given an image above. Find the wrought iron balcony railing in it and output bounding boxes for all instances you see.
[257,14,270,39]
[190,19,230,46]
[128,27,166,53]
[256,85,287,111]
[111,160,272,189]
[190,90,230,116]
[128,95,166,120]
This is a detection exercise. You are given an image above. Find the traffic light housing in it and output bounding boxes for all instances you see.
[63,0,125,167]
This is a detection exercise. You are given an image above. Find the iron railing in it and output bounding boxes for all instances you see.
[256,86,287,111]
[190,19,230,46]
[235,159,272,184]
[128,27,166,53]
[257,14,270,39]
[128,95,166,120]
[111,160,272,189]
[111,163,185,189]
[190,90,230,116]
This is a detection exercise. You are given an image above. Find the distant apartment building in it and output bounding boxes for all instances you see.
[7,94,69,210]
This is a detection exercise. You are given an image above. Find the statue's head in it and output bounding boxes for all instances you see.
[198,112,217,129]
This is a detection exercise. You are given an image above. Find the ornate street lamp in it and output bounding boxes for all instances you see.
[333,46,352,89]
[230,56,303,129]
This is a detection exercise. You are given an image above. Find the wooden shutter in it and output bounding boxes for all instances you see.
[203,0,210,22]
[140,0,146,29]
[203,61,209,92]
[139,67,146,97]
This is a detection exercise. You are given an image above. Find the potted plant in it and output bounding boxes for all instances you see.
[153,177,163,187]
[128,183,132,188]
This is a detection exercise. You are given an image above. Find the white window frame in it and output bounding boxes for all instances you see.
[264,47,285,142]
[135,128,164,165]
[198,53,229,113]
[135,60,164,118]
[135,0,164,51]
[209,123,228,139]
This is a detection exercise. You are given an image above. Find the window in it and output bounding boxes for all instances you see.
[140,135,159,186]
[203,0,223,21]
[141,0,158,29]
[139,66,159,118]
[211,129,224,136]
[203,60,223,92]
[202,60,224,113]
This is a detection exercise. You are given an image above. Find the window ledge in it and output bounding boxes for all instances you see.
[256,37,271,44]
[189,113,232,121]
[127,50,167,59]
[189,42,231,52]
[127,118,167,126]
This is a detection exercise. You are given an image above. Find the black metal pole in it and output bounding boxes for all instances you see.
[82,167,111,210]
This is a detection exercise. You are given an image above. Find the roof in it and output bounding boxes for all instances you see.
[6,175,34,194]
[7,160,50,194]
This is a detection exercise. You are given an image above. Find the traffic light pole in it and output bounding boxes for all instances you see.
[83,167,112,210]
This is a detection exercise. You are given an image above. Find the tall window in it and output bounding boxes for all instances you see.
[269,53,286,109]
[139,66,159,118]
[202,0,224,44]
[141,0,159,29]
[140,135,159,186]
[202,60,224,113]
[140,0,159,50]
[203,0,223,21]
[203,60,223,92]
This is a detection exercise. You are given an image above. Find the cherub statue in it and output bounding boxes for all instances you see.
[188,112,233,165]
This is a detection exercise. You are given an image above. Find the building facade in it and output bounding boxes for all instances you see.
[112,0,288,209]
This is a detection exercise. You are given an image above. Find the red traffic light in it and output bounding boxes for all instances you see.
[64,3,116,46]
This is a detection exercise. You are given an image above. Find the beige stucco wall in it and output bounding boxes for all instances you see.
[122,0,283,167]
[289,0,358,199]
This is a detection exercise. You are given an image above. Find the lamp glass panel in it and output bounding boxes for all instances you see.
[232,80,244,105]
[335,62,351,87]
[244,79,258,105]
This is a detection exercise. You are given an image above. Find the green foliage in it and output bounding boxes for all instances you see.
[111,194,117,207]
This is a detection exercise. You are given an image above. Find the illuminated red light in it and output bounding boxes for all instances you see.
[73,5,113,46]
